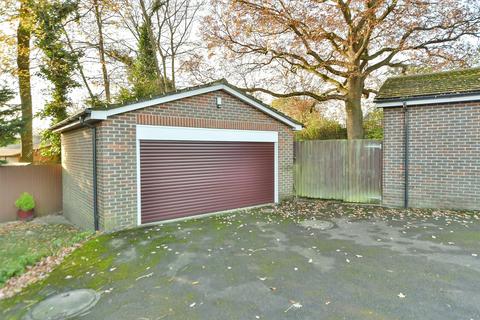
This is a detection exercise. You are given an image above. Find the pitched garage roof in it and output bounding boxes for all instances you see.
[51,80,303,132]
[375,68,480,107]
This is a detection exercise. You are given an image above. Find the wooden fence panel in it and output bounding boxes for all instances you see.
[295,140,382,203]
[0,165,62,222]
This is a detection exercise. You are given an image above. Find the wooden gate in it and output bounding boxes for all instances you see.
[294,140,382,203]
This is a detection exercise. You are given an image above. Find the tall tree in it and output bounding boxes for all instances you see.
[16,0,33,161]
[92,0,111,102]
[204,0,480,138]
[111,0,203,98]
[130,22,163,98]
[0,87,23,147]
[155,0,203,89]
[34,0,80,155]
[139,0,166,92]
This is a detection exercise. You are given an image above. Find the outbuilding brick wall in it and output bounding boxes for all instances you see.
[61,127,95,230]
[93,90,294,231]
[383,102,480,210]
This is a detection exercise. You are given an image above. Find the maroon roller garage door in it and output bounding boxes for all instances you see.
[139,140,274,224]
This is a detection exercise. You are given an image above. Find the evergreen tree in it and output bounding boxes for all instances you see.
[131,23,160,98]
[34,0,80,156]
[117,23,167,102]
[0,87,23,148]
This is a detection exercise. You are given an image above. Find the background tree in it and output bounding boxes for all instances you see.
[34,0,80,156]
[0,87,23,147]
[204,0,480,139]
[92,0,111,102]
[272,97,347,140]
[111,0,203,98]
[363,108,383,140]
[271,97,316,125]
[16,0,33,161]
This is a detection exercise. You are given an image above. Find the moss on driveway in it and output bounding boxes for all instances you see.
[0,220,91,287]
[1,201,479,320]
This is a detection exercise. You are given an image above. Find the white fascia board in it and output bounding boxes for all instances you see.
[52,115,94,133]
[136,125,278,143]
[376,94,480,107]
[89,84,223,119]
[52,120,81,133]
[89,84,302,130]
[89,111,107,120]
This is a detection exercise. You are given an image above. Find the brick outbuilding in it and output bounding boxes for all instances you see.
[52,81,302,231]
[375,68,480,210]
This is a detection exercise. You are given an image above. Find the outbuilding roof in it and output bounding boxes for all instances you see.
[376,68,480,100]
[375,68,480,107]
[51,80,302,132]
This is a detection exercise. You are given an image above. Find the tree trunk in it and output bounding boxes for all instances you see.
[160,53,169,91]
[93,0,110,103]
[170,52,175,91]
[345,77,364,139]
[63,27,96,101]
[17,0,33,162]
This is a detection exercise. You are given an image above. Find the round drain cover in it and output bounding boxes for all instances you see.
[300,220,335,230]
[25,289,100,320]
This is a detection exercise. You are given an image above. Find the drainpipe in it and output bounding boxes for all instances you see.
[402,101,409,208]
[80,117,99,231]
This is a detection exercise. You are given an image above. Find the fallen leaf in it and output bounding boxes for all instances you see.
[284,301,303,313]
[136,272,154,281]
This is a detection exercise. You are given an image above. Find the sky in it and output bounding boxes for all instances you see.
[2,1,477,133]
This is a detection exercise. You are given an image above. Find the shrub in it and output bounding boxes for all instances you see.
[296,117,347,141]
[15,192,36,211]
[363,108,383,140]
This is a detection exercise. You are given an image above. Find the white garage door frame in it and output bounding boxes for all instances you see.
[135,125,279,226]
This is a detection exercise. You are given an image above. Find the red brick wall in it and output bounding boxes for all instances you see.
[61,127,94,230]
[96,90,295,231]
[383,102,480,210]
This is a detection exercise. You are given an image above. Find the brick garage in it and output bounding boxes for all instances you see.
[376,68,480,210]
[53,81,302,231]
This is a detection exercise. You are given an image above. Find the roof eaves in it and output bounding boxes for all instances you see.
[50,79,303,131]
[49,109,91,132]
[375,90,480,107]
[91,79,230,111]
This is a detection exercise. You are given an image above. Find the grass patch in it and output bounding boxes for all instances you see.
[0,221,91,286]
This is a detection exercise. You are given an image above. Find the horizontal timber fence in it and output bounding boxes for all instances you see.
[294,140,382,203]
[0,164,62,222]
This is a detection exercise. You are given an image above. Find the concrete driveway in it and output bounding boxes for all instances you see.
[1,200,480,320]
